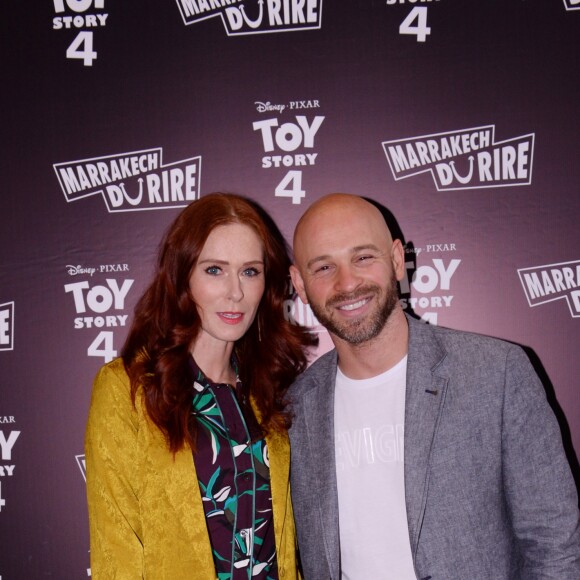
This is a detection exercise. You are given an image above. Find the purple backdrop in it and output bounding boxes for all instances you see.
[1,1,578,576]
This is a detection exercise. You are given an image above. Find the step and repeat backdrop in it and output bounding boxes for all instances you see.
[1,1,579,577]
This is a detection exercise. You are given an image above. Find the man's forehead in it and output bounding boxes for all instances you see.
[294,195,393,258]
[297,219,391,261]
[299,213,389,244]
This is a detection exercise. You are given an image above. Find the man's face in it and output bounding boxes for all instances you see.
[291,198,404,346]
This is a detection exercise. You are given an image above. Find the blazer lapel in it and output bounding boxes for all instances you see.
[404,316,448,556]
[301,352,341,579]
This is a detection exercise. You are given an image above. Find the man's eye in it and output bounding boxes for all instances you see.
[314,265,331,274]
[205,266,221,275]
[356,255,374,263]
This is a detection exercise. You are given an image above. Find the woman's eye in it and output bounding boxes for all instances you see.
[205,266,222,275]
[242,267,262,277]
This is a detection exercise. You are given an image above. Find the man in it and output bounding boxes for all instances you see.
[288,193,579,579]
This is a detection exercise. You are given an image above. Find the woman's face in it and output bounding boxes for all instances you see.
[189,222,266,349]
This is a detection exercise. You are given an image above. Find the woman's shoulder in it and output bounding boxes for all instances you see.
[94,357,129,386]
[90,357,134,408]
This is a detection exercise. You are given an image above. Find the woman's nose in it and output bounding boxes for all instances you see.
[227,275,244,302]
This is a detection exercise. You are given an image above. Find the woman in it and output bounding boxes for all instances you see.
[85,193,315,579]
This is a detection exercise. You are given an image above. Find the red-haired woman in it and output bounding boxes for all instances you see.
[85,193,315,579]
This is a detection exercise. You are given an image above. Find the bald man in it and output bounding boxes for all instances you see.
[288,194,580,580]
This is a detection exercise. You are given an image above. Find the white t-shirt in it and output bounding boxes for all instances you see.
[334,356,416,579]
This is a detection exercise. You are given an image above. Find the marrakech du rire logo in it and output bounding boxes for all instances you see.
[518,260,580,318]
[174,0,322,35]
[383,125,534,191]
[54,148,201,212]
[0,302,15,351]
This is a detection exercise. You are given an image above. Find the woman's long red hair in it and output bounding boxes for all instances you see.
[122,193,316,453]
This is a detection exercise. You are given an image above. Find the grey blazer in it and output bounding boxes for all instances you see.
[288,315,580,579]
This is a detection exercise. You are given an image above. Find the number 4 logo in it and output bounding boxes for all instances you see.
[88,331,117,362]
[53,1,101,66]
[67,31,97,66]
[275,171,306,205]
[399,7,431,43]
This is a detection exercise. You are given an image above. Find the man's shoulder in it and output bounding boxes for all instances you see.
[289,348,337,396]
[408,314,517,355]
[407,314,530,379]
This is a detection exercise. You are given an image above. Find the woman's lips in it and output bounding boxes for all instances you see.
[217,312,244,324]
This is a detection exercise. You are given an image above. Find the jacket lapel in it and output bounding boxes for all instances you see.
[301,351,341,579]
[404,316,448,556]
[265,427,291,567]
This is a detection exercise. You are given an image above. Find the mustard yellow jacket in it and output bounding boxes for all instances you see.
[85,358,300,579]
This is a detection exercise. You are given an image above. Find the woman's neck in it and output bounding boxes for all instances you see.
[190,334,236,384]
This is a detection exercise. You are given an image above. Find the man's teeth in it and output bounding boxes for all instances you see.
[339,299,368,311]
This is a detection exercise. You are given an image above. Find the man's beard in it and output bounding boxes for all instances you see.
[308,273,400,345]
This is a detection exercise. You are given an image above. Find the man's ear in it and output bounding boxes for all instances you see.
[290,265,309,305]
[391,239,406,282]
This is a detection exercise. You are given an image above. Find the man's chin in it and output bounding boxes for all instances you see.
[328,320,378,345]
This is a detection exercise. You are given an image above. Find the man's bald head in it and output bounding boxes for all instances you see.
[293,193,394,270]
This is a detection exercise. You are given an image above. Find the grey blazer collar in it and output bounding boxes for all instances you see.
[297,314,449,576]
[300,350,341,578]
[404,315,449,556]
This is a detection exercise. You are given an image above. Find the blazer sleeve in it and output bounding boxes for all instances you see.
[85,361,144,579]
[501,345,580,579]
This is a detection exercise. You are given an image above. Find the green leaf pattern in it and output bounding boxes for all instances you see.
[191,364,277,579]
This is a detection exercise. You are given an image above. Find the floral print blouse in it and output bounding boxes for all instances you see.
[190,357,278,580]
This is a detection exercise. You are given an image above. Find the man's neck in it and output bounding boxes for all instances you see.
[334,308,409,380]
